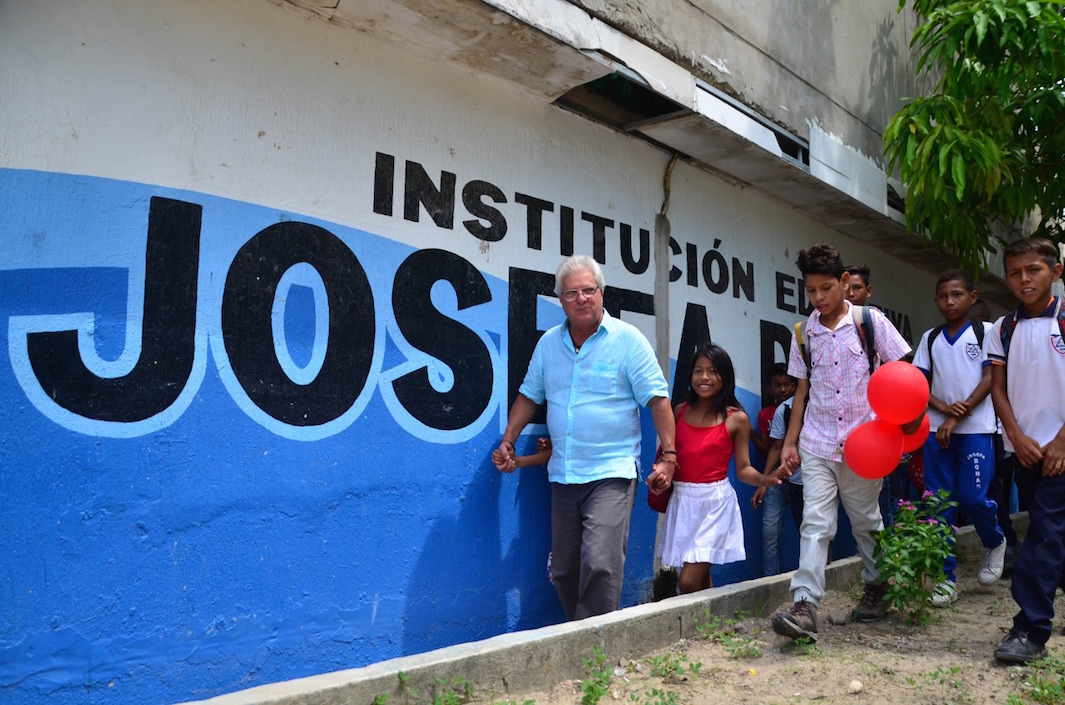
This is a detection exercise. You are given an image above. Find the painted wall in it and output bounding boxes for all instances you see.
[0,1,939,703]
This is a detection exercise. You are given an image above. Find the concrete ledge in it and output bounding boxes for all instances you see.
[181,513,1027,705]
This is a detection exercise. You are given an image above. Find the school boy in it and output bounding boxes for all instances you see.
[911,269,1005,607]
[987,237,1065,664]
[771,244,911,642]
[754,392,804,576]
[844,264,873,307]
[752,363,796,457]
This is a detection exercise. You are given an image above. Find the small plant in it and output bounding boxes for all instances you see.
[396,670,419,701]
[373,694,389,705]
[1007,651,1065,704]
[695,610,762,658]
[644,688,679,705]
[874,488,958,625]
[647,652,702,680]
[783,636,821,657]
[432,676,474,705]
[581,646,612,705]
[649,653,682,679]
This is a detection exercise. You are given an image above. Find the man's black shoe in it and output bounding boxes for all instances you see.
[994,630,1047,664]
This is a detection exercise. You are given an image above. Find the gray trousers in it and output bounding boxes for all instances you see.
[550,477,637,620]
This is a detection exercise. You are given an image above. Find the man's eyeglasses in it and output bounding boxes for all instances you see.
[560,286,600,302]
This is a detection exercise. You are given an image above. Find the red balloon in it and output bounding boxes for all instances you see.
[902,413,931,453]
[868,361,930,425]
[844,420,904,480]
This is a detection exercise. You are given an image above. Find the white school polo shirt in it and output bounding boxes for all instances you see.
[912,321,995,434]
[986,297,1065,452]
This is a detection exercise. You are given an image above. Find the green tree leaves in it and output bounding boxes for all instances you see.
[885,0,1065,271]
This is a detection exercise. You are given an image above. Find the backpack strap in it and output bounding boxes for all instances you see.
[972,319,986,348]
[794,320,811,373]
[1057,296,1065,341]
[851,305,877,374]
[926,324,945,387]
[1000,310,1020,360]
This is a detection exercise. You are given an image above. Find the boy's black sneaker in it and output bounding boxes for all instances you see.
[851,581,888,623]
[994,630,1047,664]
[771,598,818,641]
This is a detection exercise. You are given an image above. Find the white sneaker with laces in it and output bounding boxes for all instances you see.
[931,581,958,607]
[978,540,1007,585]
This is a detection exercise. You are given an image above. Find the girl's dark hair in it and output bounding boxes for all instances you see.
[797,243,844,278]
[687,343,740,415]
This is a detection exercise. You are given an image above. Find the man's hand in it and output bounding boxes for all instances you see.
[1042,431,1065,477]
[935,416,958,449]
[946,400,971,418]
[1011,432,1044,469]
[492,441,517,473]
[750,485,767,509]
[646,458,676,494]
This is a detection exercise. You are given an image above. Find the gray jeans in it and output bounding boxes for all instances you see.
[551,478,637,620]
[790,452,883,606]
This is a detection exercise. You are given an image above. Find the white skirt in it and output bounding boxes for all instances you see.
[655,479,746,568]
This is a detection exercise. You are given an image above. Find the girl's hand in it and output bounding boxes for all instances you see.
[537,437,552,453]
[646,459,675,493]
[762,469,783,487]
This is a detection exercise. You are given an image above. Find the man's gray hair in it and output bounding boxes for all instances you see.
[554,255,605,296]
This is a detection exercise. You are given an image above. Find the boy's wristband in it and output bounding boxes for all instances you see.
[660,449,677,455]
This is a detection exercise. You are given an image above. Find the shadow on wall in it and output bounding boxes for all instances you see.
[401,438,561,656]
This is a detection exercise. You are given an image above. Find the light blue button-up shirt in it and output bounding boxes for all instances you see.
[519,312,668,484]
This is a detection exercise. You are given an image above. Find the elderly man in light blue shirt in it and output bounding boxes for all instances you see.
[495,255,676,620]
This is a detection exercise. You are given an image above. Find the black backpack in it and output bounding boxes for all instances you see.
[925,321,986,387]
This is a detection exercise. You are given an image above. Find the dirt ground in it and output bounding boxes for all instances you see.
[503,558,1065,705]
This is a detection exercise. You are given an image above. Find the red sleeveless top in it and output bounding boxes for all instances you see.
[673,404,735,484]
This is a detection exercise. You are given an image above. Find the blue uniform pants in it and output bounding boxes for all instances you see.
[1011,464,1065,645]
[922,433,1003,582]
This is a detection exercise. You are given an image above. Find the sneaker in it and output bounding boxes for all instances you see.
[851,582,889,623]
[930,581,958,608]
[978,540,1007,585]
[771,598,819,641]
[994,630,1047,664]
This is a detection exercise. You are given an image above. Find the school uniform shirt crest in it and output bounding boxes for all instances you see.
[987,297,1065,452]
[913,320,995,434]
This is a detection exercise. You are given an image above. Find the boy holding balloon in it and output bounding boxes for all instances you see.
[771,243,912,643]
[911,269,1005,608]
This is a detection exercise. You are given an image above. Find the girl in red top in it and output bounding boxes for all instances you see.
[653,343,784,593]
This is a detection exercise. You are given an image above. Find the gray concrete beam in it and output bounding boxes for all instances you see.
[179,514,1028,705]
